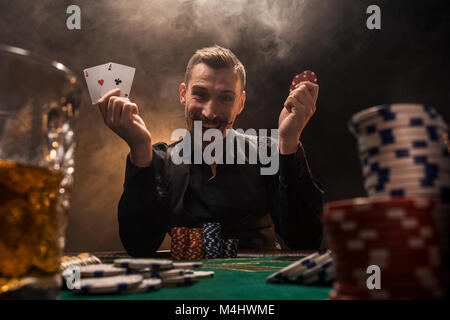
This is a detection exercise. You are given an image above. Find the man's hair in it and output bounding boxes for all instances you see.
[184,45,246,91]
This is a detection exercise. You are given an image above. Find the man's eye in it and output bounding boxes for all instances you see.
[221,95,234,102]
[193,92,206,98]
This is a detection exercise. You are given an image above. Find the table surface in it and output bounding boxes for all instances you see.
[61,250,332,300]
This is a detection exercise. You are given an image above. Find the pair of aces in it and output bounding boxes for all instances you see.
[83,62,135,104]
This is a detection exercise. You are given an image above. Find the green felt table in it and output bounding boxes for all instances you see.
[60,252,332,300]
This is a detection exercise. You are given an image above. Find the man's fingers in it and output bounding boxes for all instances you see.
[113,100,123,126]
[284,95,304,113]
[97,89,121,119]
[294,81,319,102]
[122,103,138,120]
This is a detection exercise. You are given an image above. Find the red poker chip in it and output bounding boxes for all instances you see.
[324,197,435,213]
[289,70,318,91]
[323,208,436,224]
[325,227,439,242]
[324,218,437,232]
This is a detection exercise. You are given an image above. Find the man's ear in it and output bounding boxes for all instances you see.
[179,83,187,104]
[237,90,246,115]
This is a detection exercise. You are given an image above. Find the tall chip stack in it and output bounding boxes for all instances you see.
[323,103,450,299]
[348,104,450,259]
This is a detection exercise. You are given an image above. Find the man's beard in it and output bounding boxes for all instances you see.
[186,113,232,136]
[186,113,233,149]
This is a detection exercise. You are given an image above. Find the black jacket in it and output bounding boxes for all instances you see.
[118,130,324,257]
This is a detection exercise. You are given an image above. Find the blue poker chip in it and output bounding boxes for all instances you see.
[203,222,223,259]
[357,126,447,153]
[367,186,450,203]
[350,104,441,126]
[79,264,126,278]
[75,275,143,294]
[362,157,450,177]
[349,112,447,136]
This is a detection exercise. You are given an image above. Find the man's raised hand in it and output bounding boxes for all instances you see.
[97,89,152,167]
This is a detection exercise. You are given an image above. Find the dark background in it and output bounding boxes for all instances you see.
[1,0,449,251]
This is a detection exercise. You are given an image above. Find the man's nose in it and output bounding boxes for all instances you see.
[202,100,217,121]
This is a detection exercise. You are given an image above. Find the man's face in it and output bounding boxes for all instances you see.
[179,63,246,139]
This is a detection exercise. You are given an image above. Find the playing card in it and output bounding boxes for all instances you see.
[83,63,109,104]
[103,62,136,99]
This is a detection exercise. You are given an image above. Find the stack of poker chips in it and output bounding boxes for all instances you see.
[267,251,335,285]
[63,258,214,294]
[348,103,450,254]
[323,197,447,299]
[171,223,239,260]
[203,222,223,259]
[222,238,239,258]
[187,228,204,260]
[170,227,188,260]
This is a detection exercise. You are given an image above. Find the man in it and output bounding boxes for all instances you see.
[97,45,324,256]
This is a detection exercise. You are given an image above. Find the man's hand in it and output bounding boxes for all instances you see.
[97,89,152,167]
[278,82,319,154]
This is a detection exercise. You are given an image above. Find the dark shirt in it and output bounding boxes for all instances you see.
[117,130,325,256]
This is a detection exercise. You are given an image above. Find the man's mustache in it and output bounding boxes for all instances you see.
[189,115,232,127]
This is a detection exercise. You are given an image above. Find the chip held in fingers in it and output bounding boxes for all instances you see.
[290,70,318,92]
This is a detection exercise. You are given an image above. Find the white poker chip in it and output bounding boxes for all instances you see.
[368,186,449,198]
[114,258,173,270]
[361,147,449,165]
[350,113,448,136]
[75,275,143,294]
[150,269,194,279]
[173,262,203,269]
[289,252,333,279]
[192,271,214,279]
[364,172,450,190]
[79,264,127,278]
[357,127,447,152]
[351,104,441,125]
[365,177,450,191]
[162,274,197,287]
[362,158,450,176]
[266,252,319,282]
[360,140,448,156]
[123,278,163,294]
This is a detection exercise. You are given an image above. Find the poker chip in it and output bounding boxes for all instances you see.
[60,253,102,272]
[349,104,450,256]
[267,251,335,285]
[123,278,163,294]
[171,227,188,260]
[266,252,319,282]
[350,114,448,136]
[357,126,447,153]
[79,264,126,278]
[162,274,197,287]
[323,197,448,299]
[361,140,448,158]
[222,239,239,258]
[289,70,318,92]
[149,268,193,279]
[113,258,173,270]
[203,222,223,259]
[192,271,215,279]
[186,228,204,260]
[350,104,442,126]
[75,275,143,294]
[173,262,203,269]
[360,146,449,166]
[364,170,450,190]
